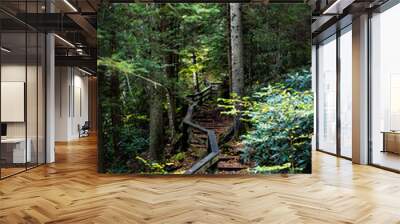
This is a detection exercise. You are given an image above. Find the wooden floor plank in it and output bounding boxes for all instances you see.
[1,135,400,223]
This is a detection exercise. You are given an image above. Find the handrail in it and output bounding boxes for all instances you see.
[186,86,212,104]
[182,85,220,174]
[186,86,211,98]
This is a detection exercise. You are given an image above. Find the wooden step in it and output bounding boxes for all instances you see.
[195,119,216,123]
[199,125,227,129]
[192,134,208,139]
[217,161,248,170]
[219,155,240,161]
[188,144,207,149]
[192,130,207,134]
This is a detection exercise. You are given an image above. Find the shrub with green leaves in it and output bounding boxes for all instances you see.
[218,69,313,173]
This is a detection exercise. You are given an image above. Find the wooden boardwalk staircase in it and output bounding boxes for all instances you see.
[182,84,248,174]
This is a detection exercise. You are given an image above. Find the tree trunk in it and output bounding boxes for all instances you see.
[166,89,176,140]
[165,52,178,141]
[230,3,244,137]
[148,4,166,162]
[227,4,232,93]
[160,4,179,142]
[110,31,123,157]
[192,52,200,92]
[149,86,165,161]
[110,73,122,156]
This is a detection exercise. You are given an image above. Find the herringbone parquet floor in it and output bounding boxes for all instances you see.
[1,135,400,224]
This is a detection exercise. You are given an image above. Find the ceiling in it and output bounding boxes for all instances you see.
[0,0,99,73]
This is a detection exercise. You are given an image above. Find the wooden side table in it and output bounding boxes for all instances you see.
[381,131,400,154]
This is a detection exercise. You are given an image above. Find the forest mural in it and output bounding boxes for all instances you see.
[98,2,312,174]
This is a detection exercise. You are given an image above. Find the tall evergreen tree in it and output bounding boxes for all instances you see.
[230,3,244,137]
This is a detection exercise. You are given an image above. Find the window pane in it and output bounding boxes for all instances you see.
[318,35,337,154]
[27,31,39,169]
[371,4,400,171]
[1,31,28,177]
[38,32,45,165]
[340,27,352,158]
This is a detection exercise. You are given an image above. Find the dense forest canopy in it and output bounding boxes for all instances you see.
[98,2,312,174]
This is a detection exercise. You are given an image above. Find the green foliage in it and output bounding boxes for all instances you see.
[218,93,252,119]
[135,156,169,174]
[170,152,186,162]
[242,4,311,86]
[243,69,313,173]
[98,2,311,174]
[177,4,228,89]
[284,69,312,91]
[249,163,292,174]
[98,3,227,173]
[219,69,313,173]
[98,3,158,172]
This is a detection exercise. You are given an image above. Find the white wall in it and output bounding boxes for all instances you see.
[1,65,27,139]
[55,66,70,141]
[1,63,46,164]
[55,67,89,141]
[72,72,89,138]
[1,65,41,136]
